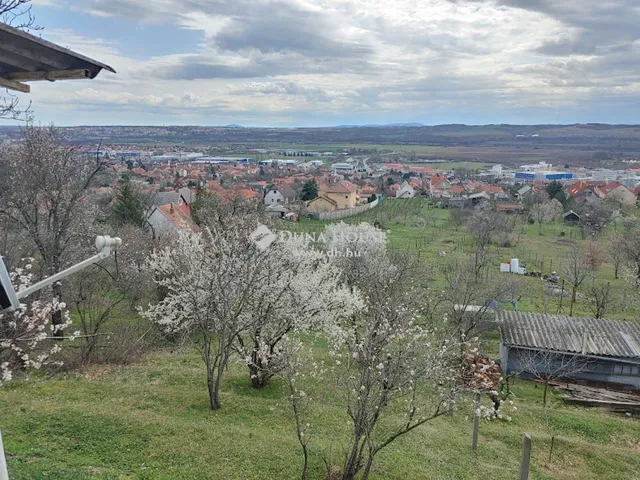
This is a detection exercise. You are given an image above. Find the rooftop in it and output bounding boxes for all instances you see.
[0,22,115,93]
[499,311,640,360]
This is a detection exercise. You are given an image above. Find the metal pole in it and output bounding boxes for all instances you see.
[472,393,480,455]
[0,429,9,480]
[519,433,532,480]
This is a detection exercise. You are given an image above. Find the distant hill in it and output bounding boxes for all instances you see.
[336,122,424,128]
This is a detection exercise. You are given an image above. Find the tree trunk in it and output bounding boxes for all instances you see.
[342,435,364,480]
[543,380,549,407]
[248,361,270,389]
[569,286,577,316]
[248,346,272,389]
[52,282,64,338]
[361,454,376,480]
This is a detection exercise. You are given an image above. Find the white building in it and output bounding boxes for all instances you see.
[264,189,285,205]
[519,161,553,172]
[330,163,356,174]
[396,181,415,199]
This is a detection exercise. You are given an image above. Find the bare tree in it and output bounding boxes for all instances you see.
[467,208,514,249]
[442,255,522,342]
[583,241,605,270]
[448,207,470,231]
[579,201,614,238]
[66,225,158,364]
[614,226,640,289]
[609,234,626,280]
[586,281,613,319]
[0,125,105,332]
[561,244,593,315]
[515,349,587,406]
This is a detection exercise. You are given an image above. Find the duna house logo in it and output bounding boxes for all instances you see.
[250,224,277,251]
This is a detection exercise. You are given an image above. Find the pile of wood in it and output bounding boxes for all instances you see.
[556,384,640,414]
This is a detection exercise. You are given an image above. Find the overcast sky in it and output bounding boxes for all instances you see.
[15,0,640,126]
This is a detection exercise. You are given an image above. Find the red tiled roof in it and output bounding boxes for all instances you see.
[157,204,198,233]
[598,181,624,195]
[478,185,504,194]
[430,176,448,187]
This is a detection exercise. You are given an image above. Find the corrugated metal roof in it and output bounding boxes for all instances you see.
[0,22,115,92]
[499,311,640,359]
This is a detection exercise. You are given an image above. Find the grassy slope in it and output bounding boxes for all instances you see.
[288,198,638,319]
[1,350,639,480]
[2,198,640,479]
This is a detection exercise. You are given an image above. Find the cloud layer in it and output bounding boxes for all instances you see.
[23,0,640,125]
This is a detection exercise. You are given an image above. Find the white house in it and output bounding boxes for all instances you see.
[264,189,285,204]
[396,181,415,199]
[264,184,297,205]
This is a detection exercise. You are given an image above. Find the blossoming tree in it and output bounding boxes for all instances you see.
[1,262,75,386]
[236,235,363,388]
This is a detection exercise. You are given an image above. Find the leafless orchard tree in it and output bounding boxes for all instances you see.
[0,125,106,332]
[586,281,614,319]
[466,208,514,250]
[66,224,159,365]
[614,225,640,289]
[442,255,522,342]
[515,349,587,406]
[608,234,626,280]
[561,243,593,315]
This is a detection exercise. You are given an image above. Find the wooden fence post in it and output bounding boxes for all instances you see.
[0,429,9,480]
[519,433,532,480]
[472,393,480,455]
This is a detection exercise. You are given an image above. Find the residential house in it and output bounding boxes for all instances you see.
[516,184,532,200]
[152,190,191,216]
[476,185,508,201]
[264,184,297,205]
[306,195,338,213]
[396,181,415,199]
[148,203,198,238]
[594,182,636,206]
[324,181,358,209]
[499,311,640,391]
[566,182,603,204]
[430,176,452,195]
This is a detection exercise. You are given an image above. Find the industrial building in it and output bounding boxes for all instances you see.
[329,163,356,174]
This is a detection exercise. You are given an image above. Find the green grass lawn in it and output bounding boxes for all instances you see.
[1,347,639,480]
[284,198,639,320]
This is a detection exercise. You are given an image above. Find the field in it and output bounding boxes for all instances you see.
[1,199,640,479]
[287,198,637,319]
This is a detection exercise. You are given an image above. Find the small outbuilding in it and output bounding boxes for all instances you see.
[563,210,580,226]
[499,311,640,391]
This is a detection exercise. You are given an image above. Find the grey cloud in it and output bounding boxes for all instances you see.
[154,51,374,80]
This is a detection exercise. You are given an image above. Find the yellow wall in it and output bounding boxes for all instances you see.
[307,196,337,213]
[325,191,357,209]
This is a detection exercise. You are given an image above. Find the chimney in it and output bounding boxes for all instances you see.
[170,203,174,214]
